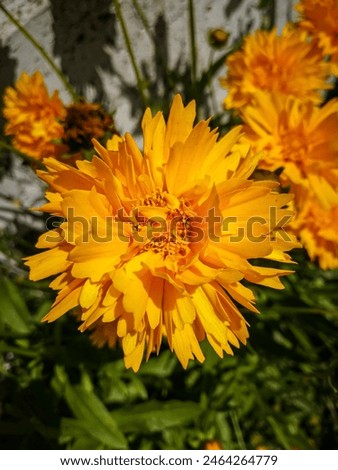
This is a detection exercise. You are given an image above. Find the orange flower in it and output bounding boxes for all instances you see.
[291,187,338,270]
[3,71,67,160]
[240,92,338,210]
[295,0,338,71]
[24,95,298,371]
[203,440,223,450]
[220,25,333,109]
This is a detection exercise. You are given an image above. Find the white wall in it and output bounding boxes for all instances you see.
[0,0,296,131]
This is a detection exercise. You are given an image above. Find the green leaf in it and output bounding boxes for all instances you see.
[60,418,105,450]
[111,400,203,434]
[138,350,177,377]
[267,416,293,449]
[32,299,53,322]
[215,412,233,446]
[0,275,32,334]
[64,382,128,449]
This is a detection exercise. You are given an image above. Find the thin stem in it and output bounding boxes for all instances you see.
[0,343,37,358]
[230,410,246,450]
[260,0,276,30]
[206,49,219,116]
[188,0,198,87]
[113,0,148,108]
[0,4,79,102]
[273,306,337,316]
[131,0,154,41]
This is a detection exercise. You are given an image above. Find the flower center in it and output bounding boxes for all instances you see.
[131,190,199,258]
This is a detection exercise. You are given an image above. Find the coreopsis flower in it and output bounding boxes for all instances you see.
[240,92,338,210]
[291,187,338,270]
[24,95,298,372]
[220,25,333,110]
[295,0,338,72]
[3,71,67,160]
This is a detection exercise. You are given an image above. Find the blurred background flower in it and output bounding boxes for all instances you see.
[290,187,338,270]
[220,25,333,110]
[3,71,67,160]
[295,0,338,71]
[240,92,338,210]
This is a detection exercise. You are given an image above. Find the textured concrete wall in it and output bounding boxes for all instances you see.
[0,0,296,131]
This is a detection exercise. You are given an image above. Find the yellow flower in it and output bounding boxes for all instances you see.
[220,25,333,109]
[295,0,338,71]
[3,71,67,160]
[291,186,338,270]
[240,92,338,210]
[24,95,298,372]
[203,440,223,450]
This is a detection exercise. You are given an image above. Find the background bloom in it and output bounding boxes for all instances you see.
[295,0,338,72]
[240,91,338,210]
[62,101,116,151]
[220,25,333,109]
[291,186,338,270]
[3,71,67,160]
[24,95,298,372]
[203,440,223,450]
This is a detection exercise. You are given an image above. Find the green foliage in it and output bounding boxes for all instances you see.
[0,253,337,450]
[0,276,33,335]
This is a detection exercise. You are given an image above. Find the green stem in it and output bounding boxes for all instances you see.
[206,49,219,116]
[188,0,198,88]
[0,139,44,168]
[230,410,246,450]
[273,307,337,316]
[131,0,154,41]
[0,4,79,102]
[113,0,148,108]
[0,343,37,358]
[260,0,276,30]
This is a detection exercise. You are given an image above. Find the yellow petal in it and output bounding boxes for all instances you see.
[43,279,83,322]
[24,246,71,281]
[79,278,100,309]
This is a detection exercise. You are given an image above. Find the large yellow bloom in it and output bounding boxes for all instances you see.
[220,25,333,110]
[291,187,338,270]
[240,92,338,210]
[24,95,298,371]
[295,0,338,71]
[3,71,66,160]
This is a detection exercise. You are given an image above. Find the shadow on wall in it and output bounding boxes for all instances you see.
[142,13,192,114]
[118,13,180,122]
[224,0,260,40]
[0,42,17,133]
[50,0,116,103]
[120,0,262,122]
[49,0,265,128]
[225,0,246,17]
[102,10,191,133]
